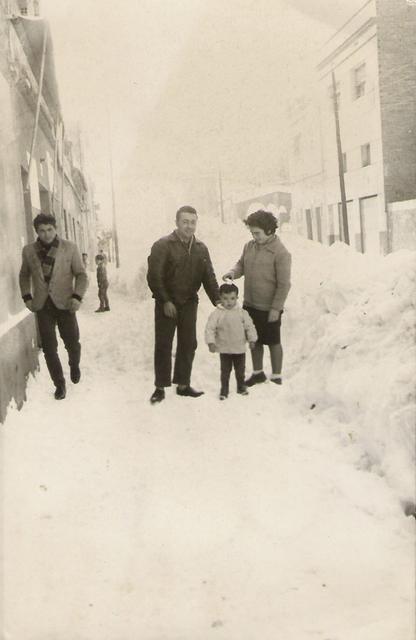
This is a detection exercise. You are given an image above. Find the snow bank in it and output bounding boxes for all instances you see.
[197,219,415,506]
[283,233,416,505]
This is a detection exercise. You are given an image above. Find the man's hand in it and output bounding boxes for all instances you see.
[163,301,177,318]
[268,309,281,322]
[24,300,34,312]
[208,343,217,353]
[249,341,257,350]
[222,271,234,282]
[68,298,81,313]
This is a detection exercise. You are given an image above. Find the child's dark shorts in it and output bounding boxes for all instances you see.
[243,305,283,345]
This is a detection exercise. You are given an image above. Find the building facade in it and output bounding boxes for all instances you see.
[287,0,416,254]
[0,0,98,421]
[233,188,292,225]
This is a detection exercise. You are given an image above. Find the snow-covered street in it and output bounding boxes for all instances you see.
[2,225,415,640]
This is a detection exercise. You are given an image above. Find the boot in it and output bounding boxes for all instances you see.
[54,382,66,400]
[70,365,81,384]
[245,371,267,387]
[150,388,165,404]
[177,386,204,398]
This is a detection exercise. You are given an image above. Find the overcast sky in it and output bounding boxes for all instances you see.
[41,0,363,239]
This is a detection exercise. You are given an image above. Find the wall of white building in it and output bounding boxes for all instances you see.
[288,0,389,255]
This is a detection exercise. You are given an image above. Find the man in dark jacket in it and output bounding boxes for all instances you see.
[147,205,220,404]
[19,213,88,400]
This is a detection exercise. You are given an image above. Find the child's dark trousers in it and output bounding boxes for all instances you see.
[220,353,245,395]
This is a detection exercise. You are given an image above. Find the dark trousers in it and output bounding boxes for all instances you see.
[220,353,246,395]
[36,297,81,387]
[98,285,109,310]
[154,300,197,388]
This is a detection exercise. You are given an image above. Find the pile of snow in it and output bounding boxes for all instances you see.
[282,234,416,505]
[200,220,415,505]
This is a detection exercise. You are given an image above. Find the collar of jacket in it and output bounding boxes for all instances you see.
[36,235,60,250]
[169,230,202,245]
[217,303,242,311]
[252,234,278,252]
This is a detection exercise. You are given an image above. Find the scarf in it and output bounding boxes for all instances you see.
[36,236,60,283]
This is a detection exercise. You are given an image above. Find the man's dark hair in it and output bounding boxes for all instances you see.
[176,205,197,222]
[33,213,57,230]
[219,283,239,296]
[245,210,278,235]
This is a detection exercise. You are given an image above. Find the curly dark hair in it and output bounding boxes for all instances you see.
[219,283,239,296]
[245,210,278,235]
[33,213,57,230]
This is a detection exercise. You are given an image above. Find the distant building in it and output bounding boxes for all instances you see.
[287,0,416,254]
[0,0,99,421]
[233,187,292,225]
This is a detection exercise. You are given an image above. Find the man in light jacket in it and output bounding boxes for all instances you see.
[19,213,88,400]
[223,210,291,387]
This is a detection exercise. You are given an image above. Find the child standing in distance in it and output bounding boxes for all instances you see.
[95,254,110,312]
[205,283,257,400]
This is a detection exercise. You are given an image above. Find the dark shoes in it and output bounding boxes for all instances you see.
[177,386,204,398]
[70,365,81,384]
[219,388,228,400]
[95,308,105,313]
[150,388,165,404]
[245,371,267,387]
[270,377,282,385]
[54,383,66,400]
[237,385,249,395]
[104,306,110,312]
[151,386,204,403]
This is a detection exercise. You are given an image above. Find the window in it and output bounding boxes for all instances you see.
[342,152,347,173]
[305,209,313,240]
[315,207,322,243]
[328,204,335,244]
[361,143,371,167]
[353,63,366,99]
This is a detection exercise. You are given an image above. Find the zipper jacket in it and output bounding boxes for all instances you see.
[147,231,220,306]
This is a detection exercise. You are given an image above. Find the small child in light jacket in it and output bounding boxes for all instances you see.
[205,283,258,400]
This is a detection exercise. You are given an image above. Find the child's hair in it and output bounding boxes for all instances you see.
[95,254,105,263]
[219,283,238,296]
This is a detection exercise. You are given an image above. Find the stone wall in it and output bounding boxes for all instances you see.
[0,315,38,423]
[377,0,416,204]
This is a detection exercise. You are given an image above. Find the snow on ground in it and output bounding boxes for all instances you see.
[2,219,415,639]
